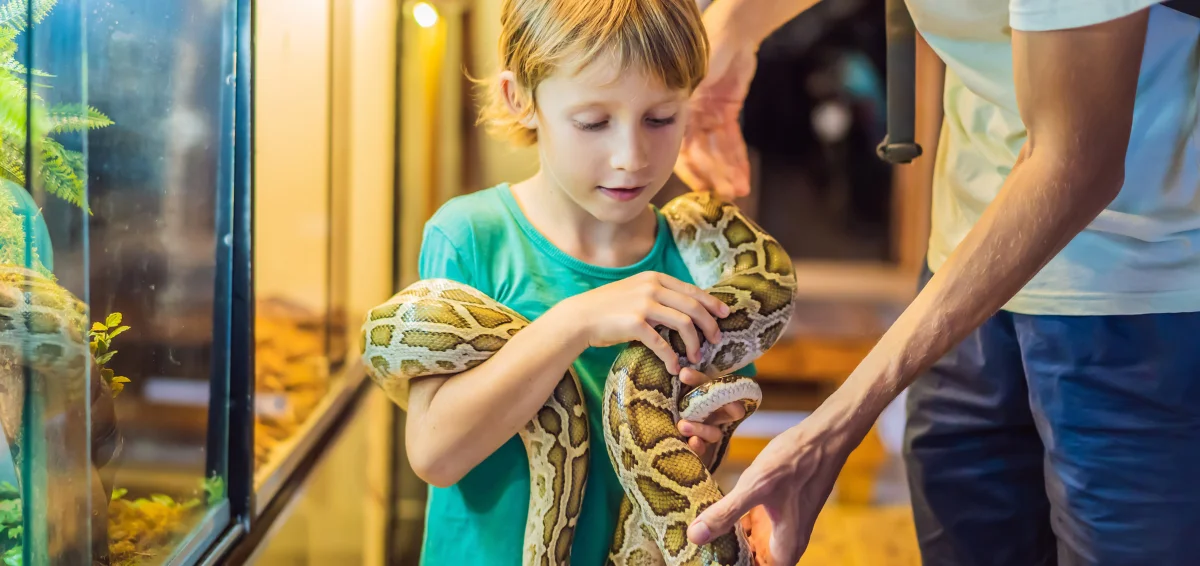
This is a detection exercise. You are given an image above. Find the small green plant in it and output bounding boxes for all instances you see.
[89,312,130,397]
[0,482,20,566]
[201,474,225,506]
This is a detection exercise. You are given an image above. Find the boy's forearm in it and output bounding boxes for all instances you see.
[406,302,587,487]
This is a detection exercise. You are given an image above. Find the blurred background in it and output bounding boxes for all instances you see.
[0,0,946,564]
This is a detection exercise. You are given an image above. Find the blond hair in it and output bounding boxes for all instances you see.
[476,0,709,146]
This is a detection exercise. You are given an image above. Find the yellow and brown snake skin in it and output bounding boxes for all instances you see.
[361,192,796,566]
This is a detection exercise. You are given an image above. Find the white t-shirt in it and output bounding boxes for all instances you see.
[911,0,1200,315]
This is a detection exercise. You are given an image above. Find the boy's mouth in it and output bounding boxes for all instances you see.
[598,185,646,202]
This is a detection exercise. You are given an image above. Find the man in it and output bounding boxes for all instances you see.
[677,0,1200,564]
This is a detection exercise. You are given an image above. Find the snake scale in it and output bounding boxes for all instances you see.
[362,192,797,566]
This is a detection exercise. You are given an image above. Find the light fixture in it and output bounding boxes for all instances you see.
[413,2,438,28]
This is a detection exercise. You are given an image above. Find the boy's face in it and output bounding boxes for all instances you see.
[530,52,690,225]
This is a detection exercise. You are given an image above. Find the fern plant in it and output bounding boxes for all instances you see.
[0,0,115,275]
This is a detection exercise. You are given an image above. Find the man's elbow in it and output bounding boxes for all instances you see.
[1066,158,1125,206]
[1037,143,1126,209]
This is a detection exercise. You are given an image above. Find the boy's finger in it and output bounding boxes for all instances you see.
[679,420,723,444]
[656,273,730,317]
[679,368,711,386]
[706,403,747,425]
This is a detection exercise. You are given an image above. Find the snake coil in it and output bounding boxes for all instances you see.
[362,192,796,566]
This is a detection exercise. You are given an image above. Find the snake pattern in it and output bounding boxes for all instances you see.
[362,192,796,566]
[0,266,90,370]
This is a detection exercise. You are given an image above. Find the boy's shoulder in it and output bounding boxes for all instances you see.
[424,184,515,246]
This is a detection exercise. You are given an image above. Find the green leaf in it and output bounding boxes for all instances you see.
[0,58,51,78]
[105,312,122,327]
[110,381,125,396]
[94,350,115,365]
[150,494,174,507]
[37,139,87,213]
[0,0,60,31]
[0,142,23,186]
[111,376,130,384]
[47,104,111,134]
[3,544,20,566]
[90,322,107,332]
[100,368,113,380]
[108,325,129,339]
[110,488,127,501]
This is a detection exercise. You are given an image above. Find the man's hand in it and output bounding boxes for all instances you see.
[676,0,822,200]
[677,368,748,462]
[685,402,868,565]
[675,0,761,201]
[675,26,757,200]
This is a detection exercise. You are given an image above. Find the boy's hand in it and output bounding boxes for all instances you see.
[677,367,748,460]
[562,272,729,374]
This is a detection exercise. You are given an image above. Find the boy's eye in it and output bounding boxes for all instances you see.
[647,115,676,127]
[574,120,607,131]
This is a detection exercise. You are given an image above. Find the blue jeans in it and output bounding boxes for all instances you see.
[903,265,1200,566]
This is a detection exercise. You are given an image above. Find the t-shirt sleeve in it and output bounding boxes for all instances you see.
[1009,0,1163,32]
[417,224,475,286]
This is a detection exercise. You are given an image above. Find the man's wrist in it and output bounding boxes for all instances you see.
[703,0,768,50]
[705,0,822,48]
[814,345,908,445]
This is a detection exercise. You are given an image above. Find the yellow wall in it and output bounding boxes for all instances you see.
[255,0,397,350]
[466,0,538,189]
[342,0,399,347]
[254,0,333,312]
[253,0,398,561]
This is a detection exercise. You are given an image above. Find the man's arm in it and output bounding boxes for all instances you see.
[836,9,1149,420]
[685,8,1153,562]
[703,0,822,47]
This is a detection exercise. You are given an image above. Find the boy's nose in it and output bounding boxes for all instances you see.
[610,130,650,172]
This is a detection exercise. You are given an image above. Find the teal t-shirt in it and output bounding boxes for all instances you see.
[416,183,755,566]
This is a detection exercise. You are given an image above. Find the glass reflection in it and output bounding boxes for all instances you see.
[0,0,232,564]
[80,0,234,562]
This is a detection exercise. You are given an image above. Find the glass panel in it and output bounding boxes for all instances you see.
[253,0,346,492]
[0,1,96,563]
[69,0,234,563]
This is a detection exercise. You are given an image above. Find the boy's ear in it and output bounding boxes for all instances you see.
[499,70,538,129]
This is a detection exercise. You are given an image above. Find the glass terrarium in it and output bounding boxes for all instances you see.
[0,0,237,563]
[0,0,399,563]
